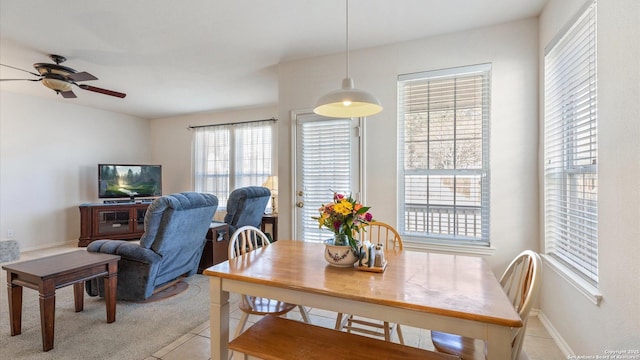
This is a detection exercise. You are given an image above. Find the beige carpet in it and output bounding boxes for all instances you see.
[0,273,210,360]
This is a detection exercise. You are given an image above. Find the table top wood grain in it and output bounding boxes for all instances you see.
[2,250,120,279]
[204,240,522,328]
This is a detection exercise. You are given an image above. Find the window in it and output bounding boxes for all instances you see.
[397,64,490,245]
[193,120,275,209]
[544,1,598,285]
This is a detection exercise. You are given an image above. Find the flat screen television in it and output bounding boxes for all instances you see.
[98,164,162,199]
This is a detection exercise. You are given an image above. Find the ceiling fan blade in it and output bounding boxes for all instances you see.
[78,84,126,98]
[60,90,77,98]
[0,78,42,82]
[67,71,98,82]
[0,63,41,77]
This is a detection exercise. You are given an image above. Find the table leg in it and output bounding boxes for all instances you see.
[73,282,84,312]
[7,274,23,336]
[104,261,118,323]
[39,280,56,352]
[209,276,229,360]
[486,325,513,359]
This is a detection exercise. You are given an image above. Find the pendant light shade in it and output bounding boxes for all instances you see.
[313,0,382,118]
[314,78,382,118]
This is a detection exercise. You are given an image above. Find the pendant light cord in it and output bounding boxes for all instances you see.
[345,0,349,79]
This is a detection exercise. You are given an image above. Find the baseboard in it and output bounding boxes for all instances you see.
[535,309,575,357]
[20,239,78,253]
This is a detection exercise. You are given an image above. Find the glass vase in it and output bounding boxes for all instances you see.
[333,233,349,246]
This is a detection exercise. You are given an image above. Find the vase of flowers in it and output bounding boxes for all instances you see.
[313,192,373,266]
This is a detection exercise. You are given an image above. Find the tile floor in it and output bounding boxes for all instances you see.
[15,244,566,360]
[146,298,566,360]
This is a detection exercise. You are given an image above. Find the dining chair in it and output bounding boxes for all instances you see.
[334,221,405,344]
[430,250,542,360]
[228,226,310,340]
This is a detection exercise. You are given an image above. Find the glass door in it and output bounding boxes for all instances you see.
[95,208,132,235]
[293,112,362,242]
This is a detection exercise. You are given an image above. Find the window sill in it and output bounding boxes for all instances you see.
[403,238,496,256]
[541,254,602,306]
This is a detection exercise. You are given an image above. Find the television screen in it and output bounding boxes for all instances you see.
[98,164,162,199]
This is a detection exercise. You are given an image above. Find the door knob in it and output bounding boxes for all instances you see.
[298,190,304,196]
[296,201,304,208]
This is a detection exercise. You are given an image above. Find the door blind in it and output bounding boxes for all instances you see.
[544,0,598,285]
[298,118,352,242]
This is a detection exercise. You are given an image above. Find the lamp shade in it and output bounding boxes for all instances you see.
[262,176,278,194]
[314,78,382,118]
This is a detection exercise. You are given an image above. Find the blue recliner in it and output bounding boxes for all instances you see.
[86,192,218,301]
[224,186,271,235]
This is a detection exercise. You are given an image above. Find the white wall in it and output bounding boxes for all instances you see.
[538,0,640,354]
[0,91,150,250]
[277,18,540,272]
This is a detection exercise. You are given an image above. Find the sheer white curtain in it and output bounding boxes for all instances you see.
[194,125,231,206]
[193,120,274,209]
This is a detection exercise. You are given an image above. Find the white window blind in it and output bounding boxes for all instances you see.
[193,120,274,209]
[544,0,598,285]
[298,118,353,242]
[398,64,490,245]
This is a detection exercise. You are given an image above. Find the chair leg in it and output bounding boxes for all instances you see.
[346,315,354,334]
[383,321,391,341]
[335,313,344,330]
[234,312,250,339]
[298,305,311,323]
[396,324,405,345]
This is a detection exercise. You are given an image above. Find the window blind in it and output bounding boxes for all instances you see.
[398,64,490,245]
[298,118,352,242]
[544,0,598,285]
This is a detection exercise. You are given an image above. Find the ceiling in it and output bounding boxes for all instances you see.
[0,0,548,119]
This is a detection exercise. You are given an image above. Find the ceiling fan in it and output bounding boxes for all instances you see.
[0,54,126,99]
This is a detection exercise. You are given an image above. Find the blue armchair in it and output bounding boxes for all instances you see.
[86,192,218,301]
[224,186,271,235]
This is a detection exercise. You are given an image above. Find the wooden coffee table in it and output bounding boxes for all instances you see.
[2,250,120,351]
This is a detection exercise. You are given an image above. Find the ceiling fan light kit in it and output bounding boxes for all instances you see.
[314,0,382,118]
[0,54,126,99]
[41,76,72,92]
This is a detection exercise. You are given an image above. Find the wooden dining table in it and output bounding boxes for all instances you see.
[204,240,522,359]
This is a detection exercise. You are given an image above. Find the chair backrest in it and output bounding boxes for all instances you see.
[499,250,542,360]
[224,186,271,233]
[360,221,403,250]
[138,192,218,281]
[228,225,271,260]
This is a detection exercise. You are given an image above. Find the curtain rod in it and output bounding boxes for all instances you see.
[187,117,277,130]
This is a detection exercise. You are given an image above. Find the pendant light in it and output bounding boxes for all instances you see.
[313,0,382,118]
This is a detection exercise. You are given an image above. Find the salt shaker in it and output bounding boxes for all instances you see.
[374,244,384,267]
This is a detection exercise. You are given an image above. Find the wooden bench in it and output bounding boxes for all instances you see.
[229,315,459,360]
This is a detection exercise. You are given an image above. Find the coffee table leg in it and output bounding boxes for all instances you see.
[104,261,118,323]
[73,282,84,312]
[7,274,23,336]
[39,280,56,352]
